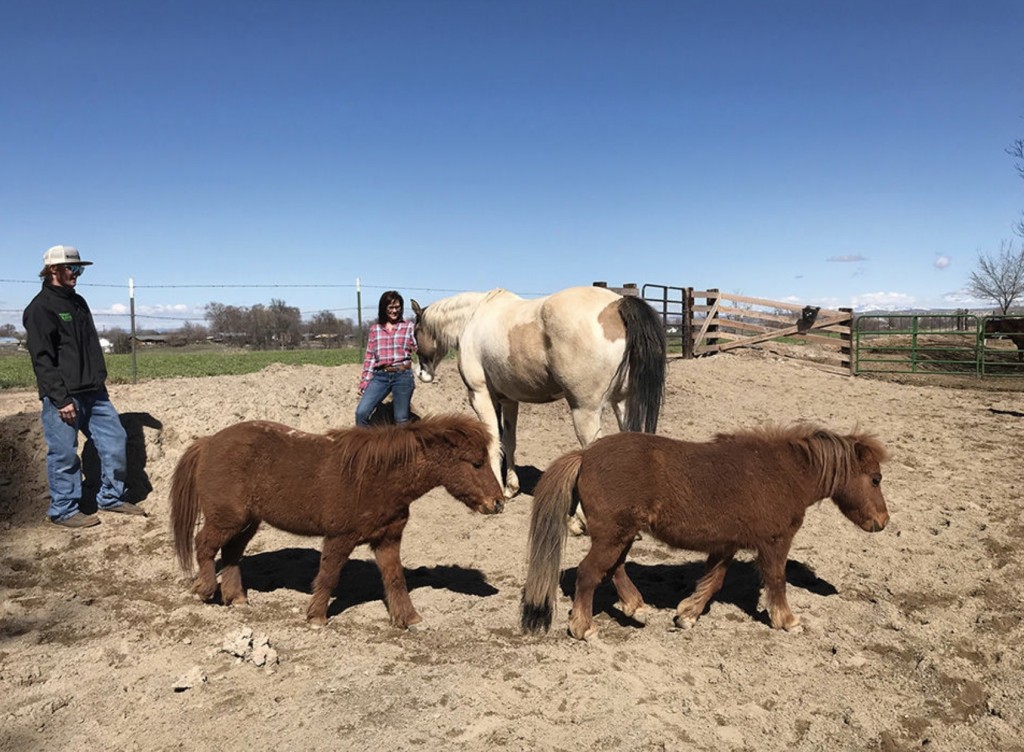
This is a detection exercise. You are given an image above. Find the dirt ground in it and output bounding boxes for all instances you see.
[1,349,1023,751]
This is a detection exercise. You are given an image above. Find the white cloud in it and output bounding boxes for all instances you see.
[933,255,951,270]
[827,254,868,263]
[849,291,917,311]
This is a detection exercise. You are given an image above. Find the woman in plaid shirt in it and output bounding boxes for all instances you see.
[355,290,418,426]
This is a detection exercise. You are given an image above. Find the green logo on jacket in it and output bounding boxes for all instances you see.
[59,312,72,322]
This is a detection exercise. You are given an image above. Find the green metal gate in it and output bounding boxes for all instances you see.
[855,313,1024,377]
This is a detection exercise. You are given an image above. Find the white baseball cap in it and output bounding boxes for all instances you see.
[43,245,93,266]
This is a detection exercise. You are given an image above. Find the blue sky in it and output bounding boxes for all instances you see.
[2,0,1022,331]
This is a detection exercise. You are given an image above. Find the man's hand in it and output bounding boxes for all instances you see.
[58,402,77,425]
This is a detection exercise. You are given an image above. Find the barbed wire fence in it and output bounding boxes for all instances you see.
[0,278,552,331]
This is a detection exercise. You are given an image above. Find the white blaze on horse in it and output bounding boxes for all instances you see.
[410,286,667,511]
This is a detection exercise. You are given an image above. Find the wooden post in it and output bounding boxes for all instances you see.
[682,287,694,359]
[840,307,854,375]
[706,288,720,349]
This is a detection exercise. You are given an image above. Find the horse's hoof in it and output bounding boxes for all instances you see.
[780,618,803,633]
[306,616,328,629]
[629,606,650,625]
[567,518,587,537]
[673,613,697,630]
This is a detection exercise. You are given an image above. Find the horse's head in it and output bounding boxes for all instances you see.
[411,299,449,384]
[430,418,505,515]
[832,438,890,533]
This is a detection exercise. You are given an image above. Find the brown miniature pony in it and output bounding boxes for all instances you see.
[521,424,890,640]
[170,415,504,628]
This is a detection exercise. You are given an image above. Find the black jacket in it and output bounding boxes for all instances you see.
[23,283,108,408]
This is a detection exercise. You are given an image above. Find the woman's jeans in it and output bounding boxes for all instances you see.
[41,390,128,521]
[355,370,415,426]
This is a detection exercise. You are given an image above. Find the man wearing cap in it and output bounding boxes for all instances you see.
[23,245,146,528]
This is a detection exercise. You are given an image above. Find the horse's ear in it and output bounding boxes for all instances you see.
[411,299,423,318]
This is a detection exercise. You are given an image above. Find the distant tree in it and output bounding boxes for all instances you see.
[167,320,209,347]
[205,302,248,345]
[105,326,132,355]
[306,310,359,348]
[967,240,1024,314]
[1009,135,1024,238]
[268,298,302,349]
[0,323,17,338]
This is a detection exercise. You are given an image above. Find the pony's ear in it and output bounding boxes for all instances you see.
[411,299,423,317]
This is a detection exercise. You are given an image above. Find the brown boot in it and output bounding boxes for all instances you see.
[100,502,147,516]
[52,513,100,528]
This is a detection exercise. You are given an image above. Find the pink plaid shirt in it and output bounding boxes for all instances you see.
[359,320,417,390]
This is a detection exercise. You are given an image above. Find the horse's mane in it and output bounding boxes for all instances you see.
[418,291,494,351]
[714,423,888,497]
[325,414,491,478]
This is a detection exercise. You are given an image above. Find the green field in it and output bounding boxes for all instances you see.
[0,346,365,390]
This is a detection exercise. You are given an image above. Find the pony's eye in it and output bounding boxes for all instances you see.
[871,476,881,487]
[472,460,484,469]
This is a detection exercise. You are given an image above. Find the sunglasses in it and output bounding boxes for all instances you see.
[64,264,85,277]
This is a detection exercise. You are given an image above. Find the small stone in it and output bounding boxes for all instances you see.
[172,667,207,692]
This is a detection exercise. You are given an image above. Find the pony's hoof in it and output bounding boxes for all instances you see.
[394,613,424,629]
[673,613,698,630]
[568,625,597,641]
[629,606,650,625]
[781,618,803,633]
[306,616,328,629]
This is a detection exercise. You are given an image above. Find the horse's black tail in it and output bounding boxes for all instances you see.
[616,295,666,433]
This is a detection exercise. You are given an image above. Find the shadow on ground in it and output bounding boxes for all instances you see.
[239,547,499,618]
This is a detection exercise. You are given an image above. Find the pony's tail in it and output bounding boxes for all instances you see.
[617,295,667,433]
[169,440,205,575]
[521,450,584,633]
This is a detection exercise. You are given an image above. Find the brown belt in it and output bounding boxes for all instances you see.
[376,362,411,373]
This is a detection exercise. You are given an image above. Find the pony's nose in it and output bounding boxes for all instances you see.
[493,498,505,514]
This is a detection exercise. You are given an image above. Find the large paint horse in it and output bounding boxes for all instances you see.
[411,286,666,511]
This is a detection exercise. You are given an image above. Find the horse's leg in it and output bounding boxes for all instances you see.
[370,518,421,628]
[467,387,510,498]
[306,535,357,627]
[218,521,261,607]
[499,399,520,497]
[566,404,603,536]
[610,398,627,431]
[674,547,737,629]
[757,539,801,631]
[569,534,633,641]
[192,521,244,602]
[611,558,649,624]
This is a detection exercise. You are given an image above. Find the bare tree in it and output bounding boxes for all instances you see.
[1009,136,1024,238]
[967,240,1024,314]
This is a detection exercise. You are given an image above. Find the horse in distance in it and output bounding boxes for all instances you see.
[983,316,1024,362]
[169,415,504,629]
[521,423,890,640]
[410,286,666,507]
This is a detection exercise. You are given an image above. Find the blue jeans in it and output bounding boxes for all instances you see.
[355,370,415,426]
[41,390,128,521]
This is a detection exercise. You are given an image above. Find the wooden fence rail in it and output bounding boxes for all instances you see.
[636,284,854,374]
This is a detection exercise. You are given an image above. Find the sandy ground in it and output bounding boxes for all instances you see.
[1,349,1023,751]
